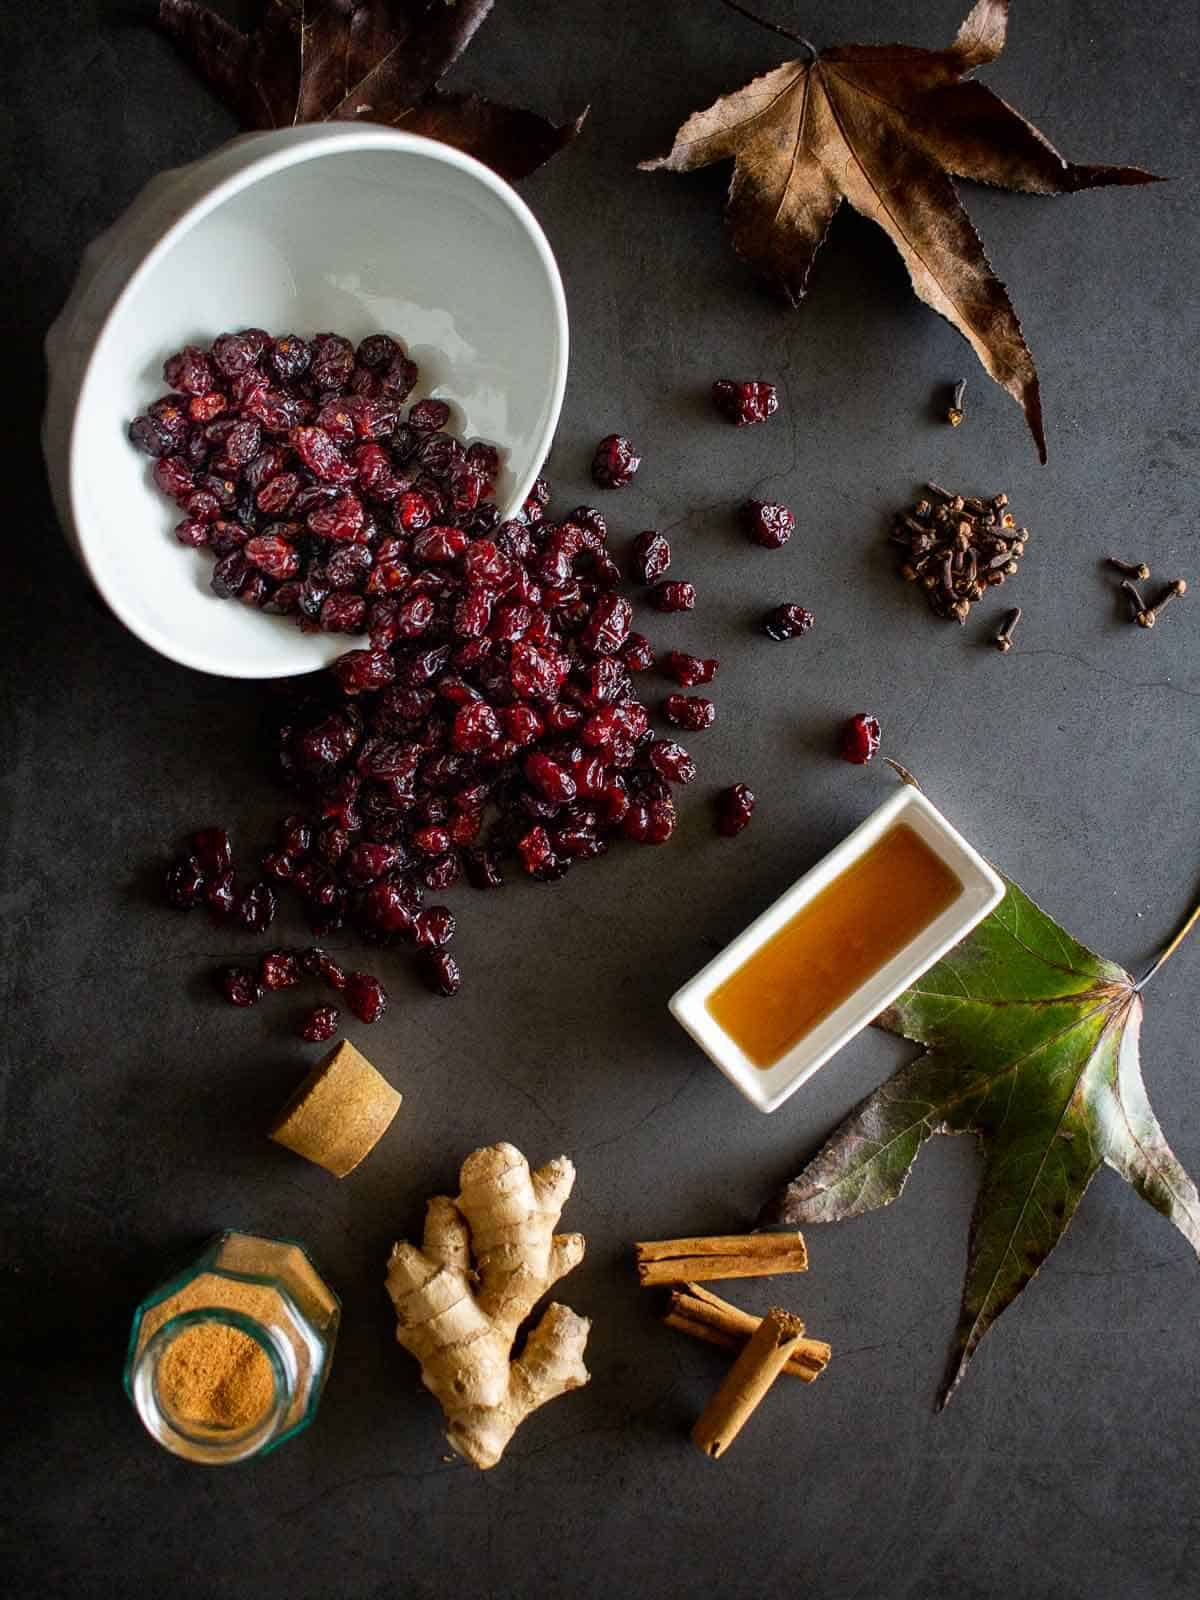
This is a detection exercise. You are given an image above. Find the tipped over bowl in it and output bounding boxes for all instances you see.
[44,125,569,679]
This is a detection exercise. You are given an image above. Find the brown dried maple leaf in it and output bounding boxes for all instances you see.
[641,0,1161,461]
[157,0,585,182]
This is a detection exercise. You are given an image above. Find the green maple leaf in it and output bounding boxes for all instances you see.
[762,871,1200,1405]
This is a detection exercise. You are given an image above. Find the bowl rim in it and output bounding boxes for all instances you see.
[65,125,569,680]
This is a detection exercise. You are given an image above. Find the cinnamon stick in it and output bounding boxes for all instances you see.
[666,1283,831,1381]
[691,1307,807,1459]
[635,1232,808,1287]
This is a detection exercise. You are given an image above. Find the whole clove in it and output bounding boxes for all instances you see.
[1136,577,1187,630]
[888,484,1027,623]
[994,607,1021,653]
[946,378,967,427]
[1104,555,1151,582]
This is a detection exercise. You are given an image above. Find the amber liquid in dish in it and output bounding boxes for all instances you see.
[706,824,962,1069]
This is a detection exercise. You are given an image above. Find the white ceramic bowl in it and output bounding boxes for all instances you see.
[43,126,569,679]
[670,788,1005,1113]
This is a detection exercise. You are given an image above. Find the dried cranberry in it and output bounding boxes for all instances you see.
[219,966,262,1007]
[413,906,456,948]
[663,694,715,731]
[408,398,451,432]
[320,594,368,633]
[191,828,232,878]
[762,604,814,640]
[211,333,258,379]
[716,783,756,836]
[206,868,237,920]
[581,593,633,655]
[299,1004,340,1043]
[421,950,462,996]
[620,633,656,672]
[345,971,388,1023]
[712,379,778,426]
[743,498,795,548]
[236,881,277,934]
[310,333,355,389]
[163,346,216,395]
[840,713,882,764]
[268,335,311,383]
[245,534,300,580]
[591,434,641,489]
[649,581,696,613]
[260,949,301,990]
[332,649,395,695]
[291,425,357,485]
[153,455,195,504]
[630,530,671,584]
[451,701,501,752]
[174,519,211,548]
[525,753,577,804]
[647,740,697,784]
[165,854,205,909]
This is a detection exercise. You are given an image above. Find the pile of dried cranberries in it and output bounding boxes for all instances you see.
[148,332,759,1006]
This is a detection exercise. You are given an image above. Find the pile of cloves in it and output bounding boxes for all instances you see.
[889,483,1027,623]
[1105,557,1188,631]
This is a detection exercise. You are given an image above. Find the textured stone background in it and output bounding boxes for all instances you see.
[3,3,1198,1597]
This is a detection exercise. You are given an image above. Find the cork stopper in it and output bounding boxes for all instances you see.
[268,1040,401,1178]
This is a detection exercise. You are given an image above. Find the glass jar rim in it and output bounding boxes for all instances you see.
[130,1306,295,1465]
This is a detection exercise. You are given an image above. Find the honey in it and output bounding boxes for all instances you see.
[706,824,961,1069]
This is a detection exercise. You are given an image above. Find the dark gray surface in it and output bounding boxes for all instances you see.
[3,3,1198,1596]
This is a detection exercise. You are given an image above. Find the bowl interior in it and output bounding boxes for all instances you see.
[72,140,566,678]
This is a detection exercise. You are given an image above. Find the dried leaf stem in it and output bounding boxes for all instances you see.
[1136,894,1200,991]
[719,0,818,58]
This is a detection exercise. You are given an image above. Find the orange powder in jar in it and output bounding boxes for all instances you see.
[156,1321,275,1431]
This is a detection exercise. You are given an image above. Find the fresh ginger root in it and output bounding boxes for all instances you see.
[385,1143,590,1469]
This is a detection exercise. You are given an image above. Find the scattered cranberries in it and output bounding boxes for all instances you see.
[840,714,882,765]
[260,949,300,990]
[299,1004,340,1043]
[712,379,778,427]
[591,434,641,489]
[742,499,795,549]
[715,783,756,836]
[762,604,814,641]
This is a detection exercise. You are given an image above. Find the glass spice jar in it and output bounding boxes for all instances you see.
[124,1230,339,1465]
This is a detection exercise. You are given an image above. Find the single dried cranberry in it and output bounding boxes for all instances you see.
[620,633,656,672]
[591,434,641,489]
[310,333,355,389]
[357,333,400,370]
[663,694,715,731]
[299,1004,340,1043]
[262,849,295,881]
[408,398,451,432]
[742,498,795,548]
[163,346,216,395]
[128,415,175,457]
[525,753,577,804]
[413,525,468,563]
[320,594,368,633]
[451,701,502,752]
[647,740,697,785]
[236,881,277,934]
[188,392,227,424]
[421,949,462,996]
[649,581,696,613]
[245,533,300,580]
[581,592,633,656]
[762,604,814,640]
[211,333,259,379]
[153,455,195,504]
[712,379,778,426]
[661,650,718,687]
[716,783,756,836]
[413,906,456,948]
[332,649,395,695]
[174,519,211,548]
[206,868,237,920]
[840,713,882,764]
[165,854,205,909]
[191,827,232,878]
[260,949,301,990]
[291,425,357,485]
[268,334,311,382]
[308,492,365,542]
[219,965,263,1007]
[345,971,388,1023]
[256,472,301,514]
[465,848,504,889]
[630,530,671,584]
[517,826,557,877]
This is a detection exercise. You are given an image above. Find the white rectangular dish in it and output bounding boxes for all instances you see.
[669,787,1005,1113]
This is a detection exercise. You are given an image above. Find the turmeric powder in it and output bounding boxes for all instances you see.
[156,1322,275,1431]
